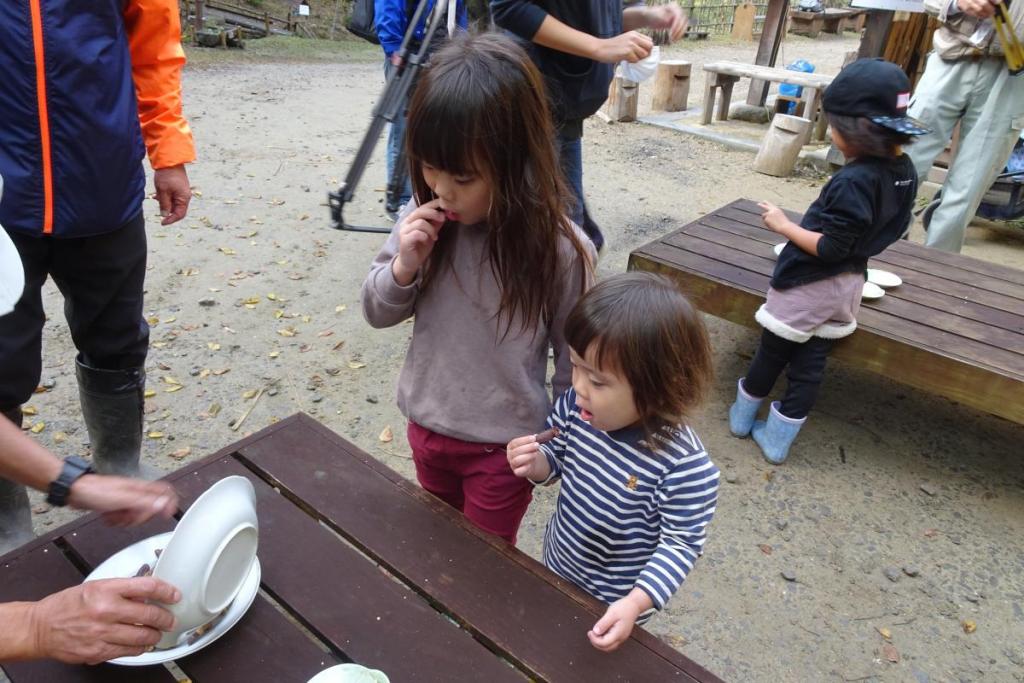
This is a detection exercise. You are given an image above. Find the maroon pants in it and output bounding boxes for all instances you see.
[407,422,532,545]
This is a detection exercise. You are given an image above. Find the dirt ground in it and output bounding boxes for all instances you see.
[16,32,1024,682]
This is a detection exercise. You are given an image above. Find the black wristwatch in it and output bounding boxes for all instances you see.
[46,456,94,507]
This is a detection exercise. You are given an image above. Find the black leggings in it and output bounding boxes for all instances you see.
[742,330,834,420]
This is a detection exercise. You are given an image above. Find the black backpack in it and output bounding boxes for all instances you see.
[347,0,418,45]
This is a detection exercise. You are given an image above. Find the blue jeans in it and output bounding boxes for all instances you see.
[557,132,603,250]
[383,58,413,208]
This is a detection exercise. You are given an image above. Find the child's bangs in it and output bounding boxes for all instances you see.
[408,68,492,177]
[565,309,626,375]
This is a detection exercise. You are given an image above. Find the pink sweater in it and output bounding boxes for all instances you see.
[361,219,595,444]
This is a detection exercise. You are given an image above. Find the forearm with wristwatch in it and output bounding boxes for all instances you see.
[0,414,94,507]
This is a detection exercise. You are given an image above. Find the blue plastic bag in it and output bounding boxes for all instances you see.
[778,59,815,114]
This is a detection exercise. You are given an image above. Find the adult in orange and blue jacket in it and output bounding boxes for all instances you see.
[0,0,196,553]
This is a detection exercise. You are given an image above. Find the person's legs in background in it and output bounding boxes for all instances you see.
[557,131,604,251]
[52,214,150,477]
[384,58,413,214]
[918,61,1024,252]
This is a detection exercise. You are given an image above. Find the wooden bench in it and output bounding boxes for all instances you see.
[702,60,834,142]
[789,8,866,37]
[628,199,1024,425]
[0,414,724,683]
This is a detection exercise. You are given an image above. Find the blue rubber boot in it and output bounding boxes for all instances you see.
[728,378,764,437]
[751,401,806,464]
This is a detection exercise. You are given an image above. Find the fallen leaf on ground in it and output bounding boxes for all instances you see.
[157,362,172,371]
[332,340,346,351]
[199,368,211,379]
[278,327,297,337]
[335,305,346,313]
[923,528,938,538]
[207,403,221,417]
[269,351,280,358]
[876,626,892,640]
[962,620,976,634]
[379,426,393,443]
[53,432,66,444]
[165,385,183,393]
[147,316,160,326]
[163,376,181,386]
[147,431,165,439]
[300,344,312,353]
[33,386,47,394]
[242,389,258,399]
[169,447,192,460]
[30,422,45,434]
[162,316,177,324]
[267,293,278,301]
[213,368,230,376]
[882,643,900,663]
[302,315,311,323]
[317,330,334,337]
[22,406,38,416]
[219,247,236,256]
[758,544,773,555]
[208,342,221,351]
[242,296,260,306]
[348,360,366,369]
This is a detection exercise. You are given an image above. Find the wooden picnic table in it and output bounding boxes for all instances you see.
[0,414,723,683]
[628,199,1024,425]
[701,61,835,142]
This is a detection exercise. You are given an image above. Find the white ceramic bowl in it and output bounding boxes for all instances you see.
[307,664,390,683]
[153,475,258,648]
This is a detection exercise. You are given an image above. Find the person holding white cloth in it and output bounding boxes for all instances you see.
[906,0,1024,252]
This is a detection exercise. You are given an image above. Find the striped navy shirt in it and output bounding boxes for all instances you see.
[536,389,719,623]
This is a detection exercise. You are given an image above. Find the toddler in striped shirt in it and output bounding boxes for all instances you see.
[507,272,720,652]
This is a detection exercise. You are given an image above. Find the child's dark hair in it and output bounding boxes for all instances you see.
[828,114,914,159]
[565,272,713,447]
[405,33,591,334]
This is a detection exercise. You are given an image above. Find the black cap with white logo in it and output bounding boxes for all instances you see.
[822,58,931,136]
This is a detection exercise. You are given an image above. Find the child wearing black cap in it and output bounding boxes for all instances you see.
[728,58,930,465]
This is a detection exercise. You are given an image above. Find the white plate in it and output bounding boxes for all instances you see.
[308,663,391,683]
[84,531,261,666]
[866,268,902,288]
[772,242,786,257]
[862,281,886,300]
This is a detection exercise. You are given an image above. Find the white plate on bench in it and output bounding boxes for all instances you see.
[867,268,902,288]
[862,281,886,300]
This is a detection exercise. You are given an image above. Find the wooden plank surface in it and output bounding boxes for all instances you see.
[172,455,526,682]
[236,416,723,683]
[703,60,835,87]
[628,199,1024,424]
[0,543,177,683]
[60,508,339,683]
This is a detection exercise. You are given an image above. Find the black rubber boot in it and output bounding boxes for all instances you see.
[76,358,146,477]
[0,407,34,555]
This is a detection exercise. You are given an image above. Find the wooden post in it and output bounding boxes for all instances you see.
[604,77,639,122]
[194,0,205,42]
[858,10,894,58]
[753,114,812,176]
[747,0,789,106]
[731,2,757,41]
[264,11,271,36]
[651,61,692,112]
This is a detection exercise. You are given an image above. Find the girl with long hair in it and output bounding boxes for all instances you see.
[361,32,595,544]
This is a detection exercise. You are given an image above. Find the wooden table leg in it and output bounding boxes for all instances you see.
[702,77,717,125]
[813,89,829,141]
[802,87,820,144]
[717,76,737,121]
